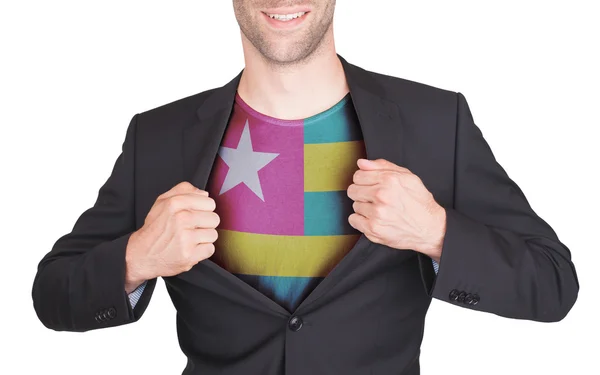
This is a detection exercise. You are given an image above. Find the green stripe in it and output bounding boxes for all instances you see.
[304,190,358,235]
[304,95,363,144]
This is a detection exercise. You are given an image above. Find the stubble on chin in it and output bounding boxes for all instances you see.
[233,1,335,69]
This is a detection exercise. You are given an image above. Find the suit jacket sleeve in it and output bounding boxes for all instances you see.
[418,92,579,322]
[32,114,156,332]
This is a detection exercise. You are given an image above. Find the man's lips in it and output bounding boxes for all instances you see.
[261,10,310,29]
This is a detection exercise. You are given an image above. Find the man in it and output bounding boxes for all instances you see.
[32,1,579,374]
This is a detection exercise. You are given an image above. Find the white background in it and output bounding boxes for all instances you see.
[2,1,599,374]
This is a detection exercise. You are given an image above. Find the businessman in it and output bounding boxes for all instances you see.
[32,1,579,374]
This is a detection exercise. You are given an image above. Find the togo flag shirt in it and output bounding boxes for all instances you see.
[206,91,366,313]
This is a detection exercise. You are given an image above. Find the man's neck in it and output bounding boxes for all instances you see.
[237,37,349,120]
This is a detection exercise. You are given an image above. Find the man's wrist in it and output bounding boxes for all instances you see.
[125,231,151,294]
[417,206,446,263]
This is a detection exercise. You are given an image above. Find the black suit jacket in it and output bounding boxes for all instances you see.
[32,54,579,375]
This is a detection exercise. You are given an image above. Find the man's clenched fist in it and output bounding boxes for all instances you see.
[347,159,446,263]
[124,181,220,293]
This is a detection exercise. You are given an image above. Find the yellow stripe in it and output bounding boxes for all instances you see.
[212,230,361,277]
[304,140,366,192]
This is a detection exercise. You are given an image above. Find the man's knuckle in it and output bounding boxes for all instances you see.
[174,210,190,226]
[179,181,194,190]
[404,173,421,186]
[374,187,389,202]
[381,173,396,185]
[373,204,386,218]
[167,196,184,213]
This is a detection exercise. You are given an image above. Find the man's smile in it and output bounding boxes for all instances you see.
[261,8,310,29]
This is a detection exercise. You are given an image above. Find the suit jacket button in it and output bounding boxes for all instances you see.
[457,291,467,303]
[107,307,116,319]
[288,316,303,332]
[472,294,480,305]
[465,293,474,305]
[448,289,459,301]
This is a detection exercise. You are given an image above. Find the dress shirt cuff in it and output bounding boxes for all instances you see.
[128,281,147,309]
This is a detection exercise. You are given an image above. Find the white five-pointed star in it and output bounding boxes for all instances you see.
[218,119,279,201]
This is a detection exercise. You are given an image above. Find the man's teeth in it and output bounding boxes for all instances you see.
[266,12,306,21]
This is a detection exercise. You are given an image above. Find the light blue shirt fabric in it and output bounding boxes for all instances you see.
[128,282,146,308]
[128,259,440,309]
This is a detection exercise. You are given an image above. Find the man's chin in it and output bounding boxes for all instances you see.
[263,53,310,67]
[260,44,317,66]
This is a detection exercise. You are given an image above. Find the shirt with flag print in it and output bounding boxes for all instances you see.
[204,91,366,313]
[126,92,441,310]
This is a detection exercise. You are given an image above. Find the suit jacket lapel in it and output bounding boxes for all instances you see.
[181,54,407,315]
[181,71,290,315]
[338,54,405,167]
[183,70,242,191]
[295,55,407,312]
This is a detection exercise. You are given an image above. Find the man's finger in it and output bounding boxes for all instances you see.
[353,169,383,186]
[357,158,409,173]
[159,181,209,201]
[347,184,376,203]
[352,201,375,218]
[348,212,368,234]
[165,193,216,213]
[191,243,216,263]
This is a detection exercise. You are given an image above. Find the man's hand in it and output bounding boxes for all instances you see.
[347,158,446,262]
[124,181,220,293]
